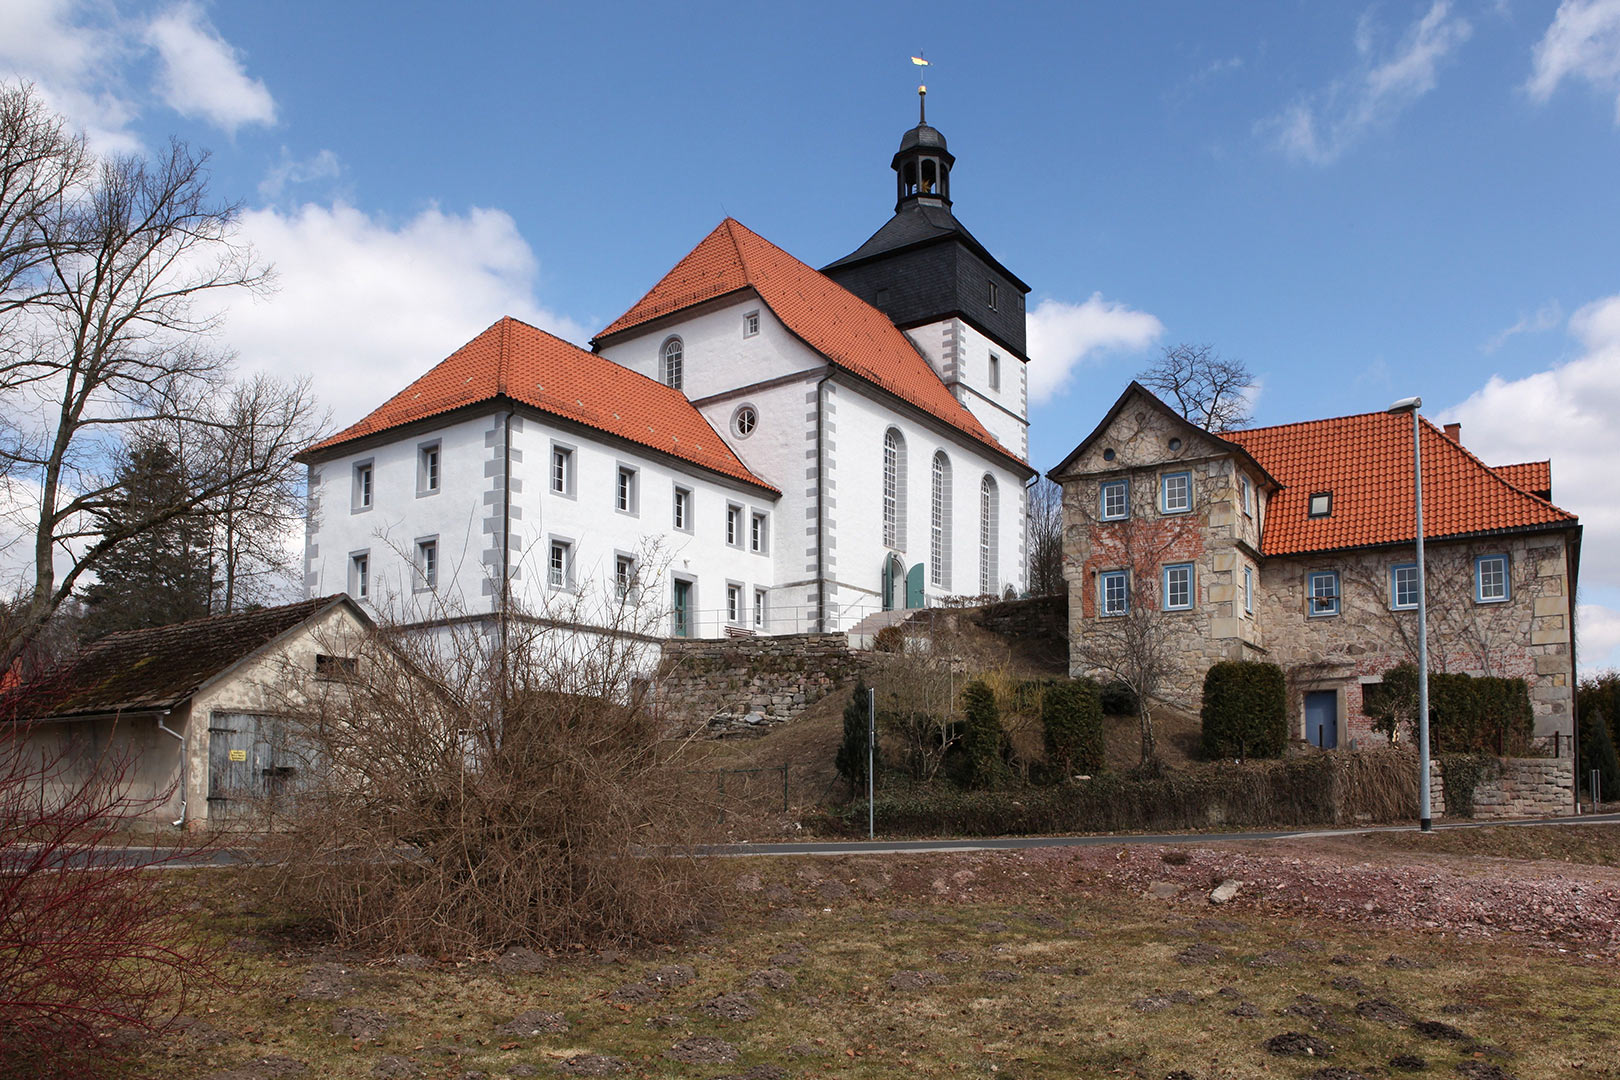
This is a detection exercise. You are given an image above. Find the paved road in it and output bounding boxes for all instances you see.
[47,811,1620,868]
[701,810,1620,857]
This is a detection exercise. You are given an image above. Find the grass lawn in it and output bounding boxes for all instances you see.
[116,830,1620,1080]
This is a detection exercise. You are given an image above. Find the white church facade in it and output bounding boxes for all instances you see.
[301,111,1037,640]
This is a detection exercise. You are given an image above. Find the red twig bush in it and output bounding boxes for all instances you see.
[0,723,218,1077]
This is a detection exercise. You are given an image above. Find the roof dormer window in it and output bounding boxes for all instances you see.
[1309,492,1333,518]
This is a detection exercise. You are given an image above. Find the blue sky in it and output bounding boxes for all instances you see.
[4,0,1619,666]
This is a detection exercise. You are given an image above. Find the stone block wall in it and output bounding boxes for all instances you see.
[653,633,871,733]
[967,594,1066,640]
[1427,756,1573,818]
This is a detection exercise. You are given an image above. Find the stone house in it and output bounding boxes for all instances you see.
[1049,383,1581,751]
[12,596,373,827]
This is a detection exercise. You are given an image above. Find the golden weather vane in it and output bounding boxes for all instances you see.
[911,53,930,123]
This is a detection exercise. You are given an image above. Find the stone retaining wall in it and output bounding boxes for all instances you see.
[1428,756,1573,818]
[653,633,871,734]
[966,595,1066,640]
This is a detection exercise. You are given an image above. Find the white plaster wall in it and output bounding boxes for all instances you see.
[510,413,779,639]
[596,294,816,400]
[903,318,1029,461]
[831,382,1027,620]
[306,412,498,624]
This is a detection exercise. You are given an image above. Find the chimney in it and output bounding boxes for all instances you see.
[1443,422,1461,444]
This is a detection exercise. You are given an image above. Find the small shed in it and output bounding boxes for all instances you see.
[12,595,372,828]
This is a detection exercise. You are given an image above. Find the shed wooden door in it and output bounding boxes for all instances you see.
[208,712,272,819]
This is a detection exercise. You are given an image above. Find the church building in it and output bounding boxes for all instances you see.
[299,106,1037,641]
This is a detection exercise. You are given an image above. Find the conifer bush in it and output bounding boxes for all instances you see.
[958,679,1006,789]
[1041,679,1105,777]
[1199,660,1286,760]
[835,678,874,795]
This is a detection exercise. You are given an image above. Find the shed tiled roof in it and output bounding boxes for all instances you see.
[17,596,359,720]
[304,318,777,493]
[1224,412,1576,557]
[1492,460,1552,498]
[594,218,1023,467]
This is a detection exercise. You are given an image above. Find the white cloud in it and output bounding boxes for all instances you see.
[1482,299,1563,353]
[1265,1,1472,165]
[1026,294,1164,405]
[0,0,143,153]
[219,202,588,430]
[1447,292,1620,669]
[145,2,275,133]
[1527,0,1620,122]
[1579,603,1620,673]
[0,0,275,148]
[258,147,342,200]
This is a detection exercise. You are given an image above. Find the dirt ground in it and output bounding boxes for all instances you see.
[98,823,1620,1080]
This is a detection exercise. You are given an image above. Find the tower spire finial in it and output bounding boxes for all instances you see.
[910,53,930,124]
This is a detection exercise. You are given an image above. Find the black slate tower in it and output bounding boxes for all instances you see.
[823,103,1031,360]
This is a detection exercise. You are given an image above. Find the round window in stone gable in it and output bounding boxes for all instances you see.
[1102,447,1116,461]
[1168,437,1183,451]
[732,404,758,438]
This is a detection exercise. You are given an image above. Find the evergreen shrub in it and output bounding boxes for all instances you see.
[958,679,1006,789]
[1199,660,1287,760]
[1041,678,1105,778]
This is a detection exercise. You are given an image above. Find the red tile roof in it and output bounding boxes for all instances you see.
[304,318,777,493]
[1224,412,1575,557]
[595,218,1025,467]
[1492,460,1552,497]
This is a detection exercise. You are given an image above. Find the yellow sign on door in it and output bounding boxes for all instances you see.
[228,749,248,762]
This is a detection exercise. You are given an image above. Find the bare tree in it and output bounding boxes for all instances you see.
[0,85,320,666]
[200,374,327,612]
[0,84,86,346]
[1138,343,1255,432]
[1026,476,1064,597]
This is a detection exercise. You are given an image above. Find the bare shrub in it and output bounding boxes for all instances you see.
[0,718,218,1077]
[256,582,721,954]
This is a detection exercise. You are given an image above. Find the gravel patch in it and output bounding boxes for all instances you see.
[743,968,795,990]
[499,1010,569,1037]
[554,1054,627,1076]
[494,948,548,975]
[332,1008,395,1041]
[1264,1031,1333,1057]
[886,970,947,991]
[697,993,758,1021]
[664,1036,738,1064]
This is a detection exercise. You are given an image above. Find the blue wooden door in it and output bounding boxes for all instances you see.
[1305,691,1338,749]
[905,563,925,609]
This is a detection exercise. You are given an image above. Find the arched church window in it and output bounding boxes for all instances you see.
[661,337,684,390]
[978,474,998,596]
[882,428,906,549]
[930,451,952,589]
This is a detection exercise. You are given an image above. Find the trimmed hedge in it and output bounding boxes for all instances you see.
[1368,665,1534,755]
[830,750,1423,836]
[1041,679,1105,777]
[1200,661,1287,760]
[958,680,1007,790]
[1099,680,1139,717]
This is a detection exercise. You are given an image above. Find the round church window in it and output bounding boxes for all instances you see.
[732,405,758,438]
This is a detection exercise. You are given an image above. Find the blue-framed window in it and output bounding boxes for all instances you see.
[1308,571,1340,617]
[1243,565,1254,615]
[1099,570,1129,617]
[1390,563,1419,610]
[1163,563,1194,611]
[1160,471,1192,514]
[1238,473,1252,518]
[1475,554,1509,603]
[1100,479,1129,521]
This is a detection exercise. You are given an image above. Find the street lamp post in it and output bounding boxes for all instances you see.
[1388,396,1432,832]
